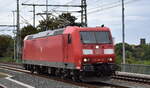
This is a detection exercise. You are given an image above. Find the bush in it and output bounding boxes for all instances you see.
[0,57,15,62]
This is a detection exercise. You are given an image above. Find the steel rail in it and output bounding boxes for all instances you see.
[112,74,150,84]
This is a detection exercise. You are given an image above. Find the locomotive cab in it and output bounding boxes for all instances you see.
[80,30,116,77]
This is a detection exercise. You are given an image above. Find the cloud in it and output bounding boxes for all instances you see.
[0,0,150,44]
[125,16,150,21]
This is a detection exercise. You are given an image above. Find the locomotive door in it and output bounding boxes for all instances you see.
[63,34,68,63]
[63,34,72,67]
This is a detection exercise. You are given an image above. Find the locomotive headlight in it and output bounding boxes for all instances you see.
[108,58,113,61]
[104,49,114,54]
[83,58,90,62]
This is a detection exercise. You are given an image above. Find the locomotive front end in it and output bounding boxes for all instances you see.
[79,27,117,77]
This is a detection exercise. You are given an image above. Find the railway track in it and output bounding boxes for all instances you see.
[0,62,150,88]
[0,62,123,88]
[112,74,150,84]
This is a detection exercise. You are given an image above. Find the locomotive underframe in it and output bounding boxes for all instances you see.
[82,63,117,77]
[23,62,117,82]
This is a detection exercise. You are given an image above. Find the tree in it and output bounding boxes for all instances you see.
[58,13,77,26]
[38,16,58,31]
[0,35,14,57]
[21,25,39,41]
[37,13,82,31]
[140,45,150,60]
[115,43,135,64]
[115,43,150,64]
[20,25,39,47]
[115,43,133,56]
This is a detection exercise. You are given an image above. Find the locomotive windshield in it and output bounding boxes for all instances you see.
[80,31,111,44]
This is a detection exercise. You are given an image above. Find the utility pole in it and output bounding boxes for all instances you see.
[122,0,126,64]
[12,11,16,60]
[33,5,35,27]
[46,0,48,30]
[17,0,20,62]
[81,0,87,27]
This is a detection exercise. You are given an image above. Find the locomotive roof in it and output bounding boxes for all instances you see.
[24,26,110,40]
[24,28,64,40]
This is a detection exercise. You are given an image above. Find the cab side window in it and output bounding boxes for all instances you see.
[68,34,72,44]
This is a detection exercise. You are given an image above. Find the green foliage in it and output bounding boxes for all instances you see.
[59,13,76,24]
[37,13,82,31]
[141,45,150,60]
[115,43,150,65]
[21,25,39,40]
[20,25,39,46]
[0,35,14,57]
[115,55,122,64]
[0,57,15,62]
[143,60,150,65]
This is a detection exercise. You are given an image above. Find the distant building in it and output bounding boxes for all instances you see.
[140,38,146,45]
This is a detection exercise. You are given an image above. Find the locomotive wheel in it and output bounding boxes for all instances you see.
[37,69,41,74]
[23,64,27,70]
[30,65,34,74]
[60,72,65,79]
[47,67,51,76]
[30,69,34,74]
[48,67,56,76]
[72,75,80,82]
[71,70,81,82]
[60,69,65,79]
[55,68,61,77]
[36,66,42,74]
[60,69,68,79]
[51,67,56,76]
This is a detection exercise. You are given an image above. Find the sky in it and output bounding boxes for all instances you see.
[0,0,150,45]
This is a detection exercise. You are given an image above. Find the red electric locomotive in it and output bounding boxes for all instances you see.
[22,26,117,82]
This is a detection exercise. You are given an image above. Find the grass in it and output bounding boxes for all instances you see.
[0,57,15,63]
[0,57,23,64]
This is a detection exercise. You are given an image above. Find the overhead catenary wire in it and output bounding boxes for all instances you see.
[48,0,78,23]
[1,0,141,32]
[46,10,71,26]
[22,0,32,4]
[36,12,71,29]
[20,15,32,25]
[50,0,75,11]
[48,0,80,26]
[20,0,41,13]
[52,9,72,23]
[82,0,141,16]
[0,27,15,31]
[21,0,81,28]
[87,0,121,11]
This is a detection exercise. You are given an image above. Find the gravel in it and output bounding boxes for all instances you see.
[0,68,84,88]
[1,67,149,88]
[0,78,26,88]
